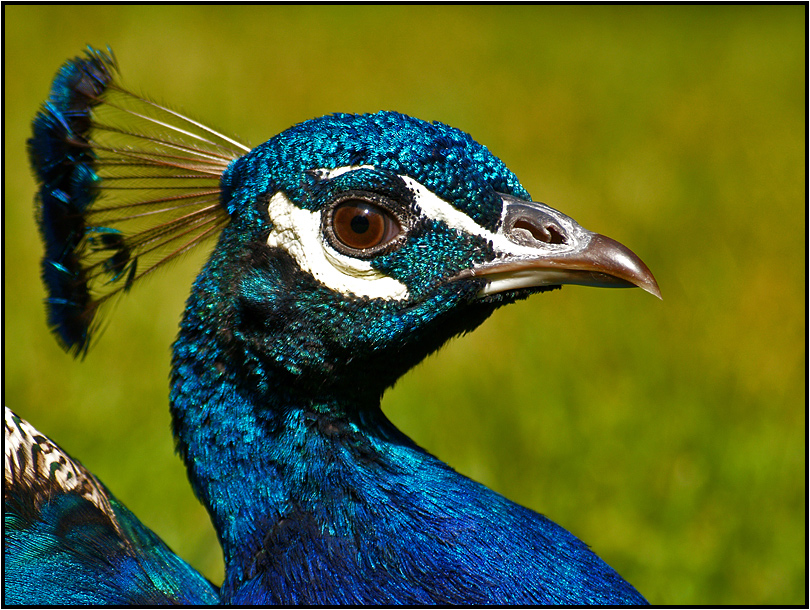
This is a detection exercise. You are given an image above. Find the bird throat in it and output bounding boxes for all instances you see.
[169,305,429,599]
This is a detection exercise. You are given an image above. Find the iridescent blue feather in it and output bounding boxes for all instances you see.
[28,47,241,357]
[29,49,114,354]
[3,407,219,605]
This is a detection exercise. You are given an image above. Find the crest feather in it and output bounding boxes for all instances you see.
[29,47,247,356]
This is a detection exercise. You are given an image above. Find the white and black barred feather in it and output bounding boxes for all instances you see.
[4,406,122,537]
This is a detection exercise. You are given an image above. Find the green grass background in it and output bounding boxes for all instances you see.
[4,5,805,604]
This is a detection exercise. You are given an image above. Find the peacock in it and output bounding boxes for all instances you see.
[5,47,660,605]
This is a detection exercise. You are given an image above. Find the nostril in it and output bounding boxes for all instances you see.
[513,218,567,245]
[544,224,566,245]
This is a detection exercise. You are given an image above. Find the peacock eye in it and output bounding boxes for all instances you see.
[329,199,402,255]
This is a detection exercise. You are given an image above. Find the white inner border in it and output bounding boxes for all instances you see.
[266,191,410,300]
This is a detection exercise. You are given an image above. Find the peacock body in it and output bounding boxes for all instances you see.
[5,48,658,605]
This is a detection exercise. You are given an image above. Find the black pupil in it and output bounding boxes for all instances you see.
[350,214,370,234]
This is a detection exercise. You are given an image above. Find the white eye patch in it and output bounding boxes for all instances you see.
[266,191,410,301]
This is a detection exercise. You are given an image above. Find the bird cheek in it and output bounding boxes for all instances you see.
[372,229,493,302]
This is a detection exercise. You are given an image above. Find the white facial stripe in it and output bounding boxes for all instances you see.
[313,165,575,258]
[399,176,584,259]
[310,165,374,180]
[266,192,410,301]
[268,166,590,302]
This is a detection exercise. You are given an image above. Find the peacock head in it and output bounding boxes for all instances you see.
[186,111,659,402]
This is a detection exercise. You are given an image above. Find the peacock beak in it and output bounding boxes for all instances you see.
[468,194,661,299]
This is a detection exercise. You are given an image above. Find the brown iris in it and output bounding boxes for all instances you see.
[331,200,400,252]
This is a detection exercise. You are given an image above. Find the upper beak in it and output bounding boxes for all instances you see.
[469,194,661,299]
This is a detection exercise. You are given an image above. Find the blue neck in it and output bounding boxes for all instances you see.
[171,338,429,598]
[168,240,456,600]
[168,224,646,604]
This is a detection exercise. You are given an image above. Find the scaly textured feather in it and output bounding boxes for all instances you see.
[3,407,219,605]
[28,47,245,357]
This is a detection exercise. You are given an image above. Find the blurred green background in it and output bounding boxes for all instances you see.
[4,5,804,604]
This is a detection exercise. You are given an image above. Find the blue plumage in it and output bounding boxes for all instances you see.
[7,48,660,604]
[4,408,219,605]
[27,50,114,355]
[28,47,233,357]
